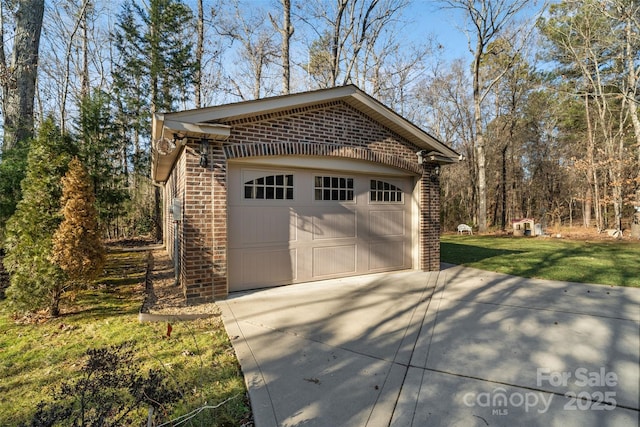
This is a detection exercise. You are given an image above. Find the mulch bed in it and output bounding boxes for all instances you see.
[140,247,220,317]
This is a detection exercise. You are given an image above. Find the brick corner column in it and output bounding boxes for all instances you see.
[211,143,229,300]
[182,143,217,304]
[420,164,441,271]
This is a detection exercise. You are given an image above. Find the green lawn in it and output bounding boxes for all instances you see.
[0,248,250,426]
[441,235,640,287]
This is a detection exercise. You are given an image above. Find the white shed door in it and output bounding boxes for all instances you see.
[228,165,413,291]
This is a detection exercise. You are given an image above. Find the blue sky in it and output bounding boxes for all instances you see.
[403,1,471,60]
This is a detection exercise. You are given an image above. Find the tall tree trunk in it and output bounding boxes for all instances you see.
[270,0,294,95]
[446,0,529,233]
[60,0,91,134]
[81,2,90,100]
[500,144,508,231]
[472,38,487,233]
[1,0,45,151]
[330,0,348,87]
[584,92,601,229]
[281,0,293,94]
[195,0,204,108]
[568,197,573,228]
[253,56,262,99]
[148,3,161,242]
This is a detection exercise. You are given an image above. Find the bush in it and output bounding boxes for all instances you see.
[51,157,105,285]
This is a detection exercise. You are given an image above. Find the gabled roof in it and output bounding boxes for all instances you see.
[152,85,460,182]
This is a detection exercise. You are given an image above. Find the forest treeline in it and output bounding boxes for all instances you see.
[0,0,639,241]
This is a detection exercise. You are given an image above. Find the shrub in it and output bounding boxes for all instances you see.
[51,157,105,285]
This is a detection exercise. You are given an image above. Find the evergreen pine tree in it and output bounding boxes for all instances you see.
[0,144,29,241]
[51,157,105,286]
[77,91,129,238]
[112,0,196,239]
[3,118,76,316]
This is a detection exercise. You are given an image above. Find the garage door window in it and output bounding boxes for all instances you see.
[244,174,294,200]
[314,176,354,201]
[370,180,403,203]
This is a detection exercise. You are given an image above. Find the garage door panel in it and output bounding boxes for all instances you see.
[369,240,406,270]
[369,210,405,237]
[311,211,357,240]
[230,248,297,288]
[233,207,297,246]
[313,244,356,277]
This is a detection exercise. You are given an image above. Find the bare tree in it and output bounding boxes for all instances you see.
[60,0,92,133]
[443,0,530,233]
[37,0,114,134]
[415,59,477,229]
[270,0,294,94]
[0,0,45,151]
[215,0,278,100]
[300,0,409,89]
[80,1,90,99]
[483,36,536,230]
[190,2,225,107]
[195,0,204,108]
[371,42,432,117]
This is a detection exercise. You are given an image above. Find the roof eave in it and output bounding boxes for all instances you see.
[346,90,460,161]
[151,115,232,183]
[151,85,462,182]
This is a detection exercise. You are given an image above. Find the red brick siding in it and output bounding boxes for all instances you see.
[164,150,188,298]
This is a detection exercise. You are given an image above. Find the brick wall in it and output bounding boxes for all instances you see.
[168,100,442,301]
[164,149,186,298]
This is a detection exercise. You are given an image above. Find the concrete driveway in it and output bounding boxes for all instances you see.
[218,265,640,427]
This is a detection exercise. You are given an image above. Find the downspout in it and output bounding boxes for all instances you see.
[170,197,182,285]
[174,220,180,284]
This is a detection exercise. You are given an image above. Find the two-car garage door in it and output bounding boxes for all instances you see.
[227,163,415,291]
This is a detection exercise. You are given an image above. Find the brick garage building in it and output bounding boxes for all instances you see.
[151,85,459,303]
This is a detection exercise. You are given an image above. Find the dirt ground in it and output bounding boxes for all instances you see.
[530,225,637,241]
[447,225,639,242]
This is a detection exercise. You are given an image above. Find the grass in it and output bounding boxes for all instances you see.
[0,247,251,426]
[441,234,640,287]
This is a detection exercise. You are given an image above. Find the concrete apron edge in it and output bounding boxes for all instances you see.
[217,300,279,427]
[138,312,214,322]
